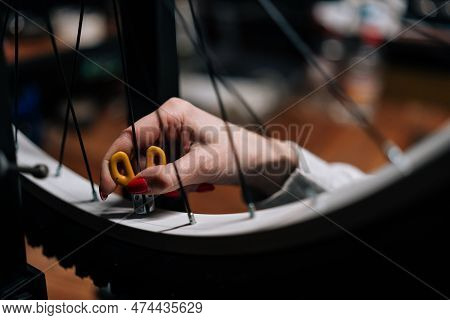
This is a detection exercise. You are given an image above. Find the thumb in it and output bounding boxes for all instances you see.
[127,152,198,195]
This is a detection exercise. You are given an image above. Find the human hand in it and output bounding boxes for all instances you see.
[99,98,298,200]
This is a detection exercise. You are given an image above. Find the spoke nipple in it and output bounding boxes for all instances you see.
[188,213,196,225]
[55,165,62,177]
[248,202,256,219]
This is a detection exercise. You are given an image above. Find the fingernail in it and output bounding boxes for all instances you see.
[100,191,108,201]
[195,183,215,192]
[165,190,181,198]
[127,177,149,194]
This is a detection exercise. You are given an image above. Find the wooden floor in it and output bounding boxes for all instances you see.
[25,65,449,299]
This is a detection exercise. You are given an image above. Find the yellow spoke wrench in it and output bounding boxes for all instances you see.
[110,146,166,214]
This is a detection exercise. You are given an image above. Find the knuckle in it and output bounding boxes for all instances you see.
[165,97,192,112]
[119,128,132,140]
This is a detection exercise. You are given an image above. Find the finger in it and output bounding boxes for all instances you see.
[133,98,188,148]
[99,131,135,199]
[99,114,165,198]
[129,150,201,195]
[164,183,215,199]
[99,98,193,199]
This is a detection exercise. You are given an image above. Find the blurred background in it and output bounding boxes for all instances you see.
[2,0,449,298]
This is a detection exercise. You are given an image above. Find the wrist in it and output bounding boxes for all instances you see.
[247,138,299,196]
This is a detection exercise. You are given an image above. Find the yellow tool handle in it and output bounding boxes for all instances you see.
[110,151,135,186]
[146,146,167,167]
[110,146,166,187]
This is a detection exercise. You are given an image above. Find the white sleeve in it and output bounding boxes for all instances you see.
[256,144,366,208]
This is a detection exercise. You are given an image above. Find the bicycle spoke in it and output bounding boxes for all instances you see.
[170,1,265,131]
[56,0,84,176]
[0,7,9,45]
[13,7,18,145]
[112,0,194,222]
[47,0,98,201]
[258,0,403,166]
[186,0,256,218]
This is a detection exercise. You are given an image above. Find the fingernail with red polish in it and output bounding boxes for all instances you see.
[165,190,181,198]
[127,177,149,194]
[195,183,215,192]
[100,191,108,201]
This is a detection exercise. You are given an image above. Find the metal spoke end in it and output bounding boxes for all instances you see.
[383,141,411,174]
[188,212,196,225]
[91,190,99,202]
[248,202,256,219]
[54,165,62,177]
